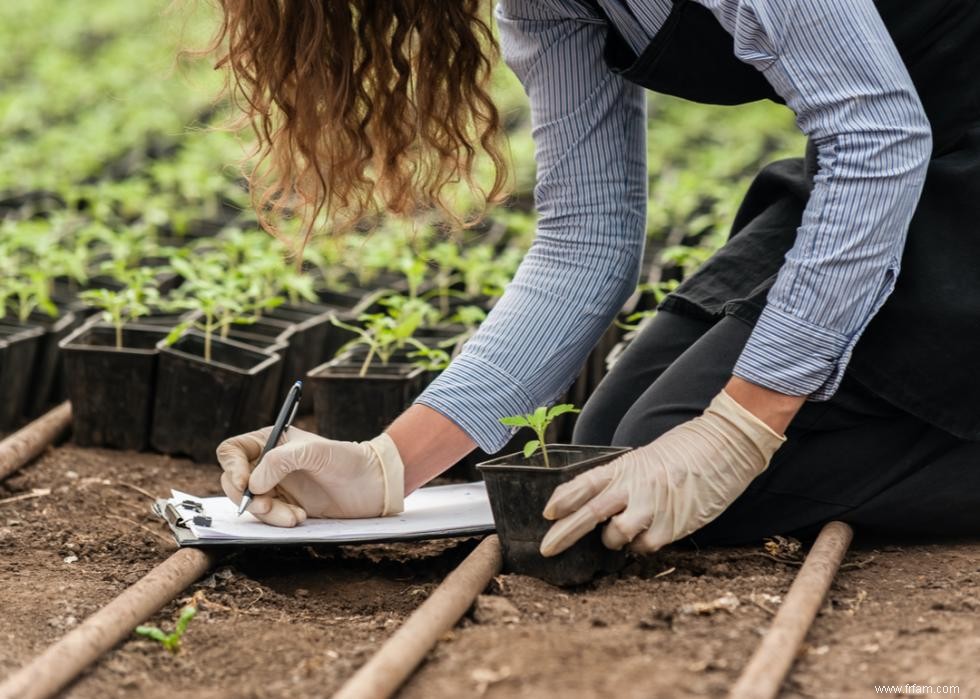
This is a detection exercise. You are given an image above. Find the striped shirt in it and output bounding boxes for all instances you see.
[416,0,932,453]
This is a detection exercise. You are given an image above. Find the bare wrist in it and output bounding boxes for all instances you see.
[386,404,477,494]
[723,376,807,435]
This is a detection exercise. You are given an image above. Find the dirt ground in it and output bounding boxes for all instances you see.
[1,440,977,698]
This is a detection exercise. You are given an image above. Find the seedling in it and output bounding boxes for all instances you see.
[450,305,487,332]
[433,304,487,351]
[303,235,351,292]
[164,251,284,362]
[79,287,155,349]
[134,604,197,655]
[424,240,464,316]
[331,308,426,377]
[407,342,451,372]
[0,270,59,323]
[379,294,440,329]
[457,244,521,300]
[499,404,580,468]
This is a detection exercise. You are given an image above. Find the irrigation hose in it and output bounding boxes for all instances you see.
[0,401,72,482]
[727,520,855,699]
[332,535,504,699]
[0,547,215,699]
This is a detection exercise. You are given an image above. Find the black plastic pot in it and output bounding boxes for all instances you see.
[130,309,204,328]
[478,445,631,586]
[151,331,283,463]
[0,324,46,431]
[60,323,170,450]
[224,323,293,351]
[264,304,345,402]
[315,289,369,312]
[24,309,81,418]
[306,358,426,441]
[224,318,294,382]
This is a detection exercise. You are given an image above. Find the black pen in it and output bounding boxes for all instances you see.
[237,379,303,516]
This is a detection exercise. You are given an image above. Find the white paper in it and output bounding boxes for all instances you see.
[168,482,494,543]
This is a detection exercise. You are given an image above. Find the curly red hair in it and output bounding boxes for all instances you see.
[208,0,508,250]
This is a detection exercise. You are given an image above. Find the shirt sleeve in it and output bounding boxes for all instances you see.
[415,0,648,452]
[696,0,932,398]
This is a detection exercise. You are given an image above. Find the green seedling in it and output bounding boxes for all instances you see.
[86,221,160,274]
[456,244,521,300]
[499,404,580,469]
[332,308,425,377]
[379,294,440,329]
[79,282,157,349]
[0,270,59,323]
[431,304,488,352]
[407,342,451,372]
[135,604,197,655]
[450,305,487,332]
[398,256,428,302]
[164,250,284,362]
[303,234,351,292]
[424,240,464,316]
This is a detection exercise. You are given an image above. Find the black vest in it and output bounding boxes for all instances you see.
[587,0,980,440]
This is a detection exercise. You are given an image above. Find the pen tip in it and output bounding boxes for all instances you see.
[294,379,303,389]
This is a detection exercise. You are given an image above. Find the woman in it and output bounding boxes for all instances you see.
[215,0,980,556]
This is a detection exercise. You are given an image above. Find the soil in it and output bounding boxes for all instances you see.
[1,441,978,698]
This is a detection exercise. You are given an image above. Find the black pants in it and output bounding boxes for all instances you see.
[574,311,980,545]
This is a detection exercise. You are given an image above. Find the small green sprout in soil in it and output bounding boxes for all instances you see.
[499,404,580,468]
[134,604,197,655]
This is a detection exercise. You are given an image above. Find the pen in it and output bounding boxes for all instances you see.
[237,379,303,516]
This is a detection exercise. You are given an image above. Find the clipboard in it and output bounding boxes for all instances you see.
[153,482,496,547]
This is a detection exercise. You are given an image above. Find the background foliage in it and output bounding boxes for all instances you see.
[0,0,806,314]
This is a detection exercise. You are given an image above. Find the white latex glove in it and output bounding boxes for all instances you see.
[540,390,786,556]
[216,426,405,527]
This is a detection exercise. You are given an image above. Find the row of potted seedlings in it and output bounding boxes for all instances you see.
[54,221,509,463]
[4,214,642,587]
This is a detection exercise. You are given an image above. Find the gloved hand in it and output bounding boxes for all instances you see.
[216,426,405,527]
[539,390,786,556]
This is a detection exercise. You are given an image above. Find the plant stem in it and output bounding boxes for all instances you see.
[359,344,376,378]
[204,312,213,363]
[115,323,123,350]
[537,426,550,469]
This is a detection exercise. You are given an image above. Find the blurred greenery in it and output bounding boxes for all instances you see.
[0,0,805,295]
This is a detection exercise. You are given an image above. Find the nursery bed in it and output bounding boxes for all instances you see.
[1,443,977,699]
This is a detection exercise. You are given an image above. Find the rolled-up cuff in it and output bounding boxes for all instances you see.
[733,304,850,400]
[415,353,536,453]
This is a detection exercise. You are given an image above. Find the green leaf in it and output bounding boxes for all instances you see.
[135,626,168,643]
[529,406,548,432]
[523,440,541,459]
[499,415,530,428]
[175,606,197,636]
[164,321,189,347]
[546,404,581,421]
[169,257,197,281]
